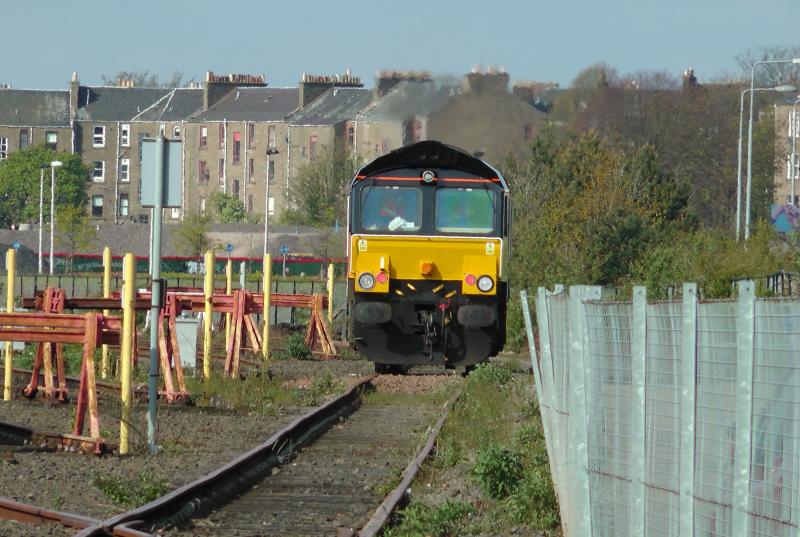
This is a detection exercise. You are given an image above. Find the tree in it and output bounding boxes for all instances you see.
[0,146,87,228]
[100,70,194,88]
[55,205,96,272]
[174,213,211,256]
[736,46,800,87]
[209,192,248,223]
[281,146,356,227]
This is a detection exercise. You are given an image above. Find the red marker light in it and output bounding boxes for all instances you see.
[464,274,476,286]
[376,272,388,284]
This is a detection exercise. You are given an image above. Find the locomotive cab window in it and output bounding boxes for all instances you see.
[435,188,496,233]
[360,186,422,232]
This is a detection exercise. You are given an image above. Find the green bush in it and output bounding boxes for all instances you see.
[276,332,311,360]
[471,444,523,499]
[507,466,560,529]
[385,500,475,537]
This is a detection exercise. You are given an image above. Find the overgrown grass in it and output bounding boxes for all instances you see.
[92,471,170,508]
[386,361,559,536]
[13,343,86,376]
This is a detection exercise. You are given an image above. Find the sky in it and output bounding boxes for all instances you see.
[3,0,799,90]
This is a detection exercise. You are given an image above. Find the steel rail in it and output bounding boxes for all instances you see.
[75,374,376,537]
[0,497,99,530]
[358,387,462,536]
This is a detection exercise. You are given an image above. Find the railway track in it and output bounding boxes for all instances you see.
[69,374,458,537]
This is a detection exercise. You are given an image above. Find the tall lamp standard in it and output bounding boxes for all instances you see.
[791,98,800,207]
[37,163,48,273]
[736,85,797,241]
[745,58,800,239]
[48,160,63,275]
[263,148,279,255]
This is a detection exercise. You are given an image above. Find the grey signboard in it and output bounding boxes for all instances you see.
[141,138,182,207]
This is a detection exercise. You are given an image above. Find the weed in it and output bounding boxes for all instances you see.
[506,466,560,529]
[471,444,523,500]
[304,373,343,405]
[93,471,169,508]
[374,470,403,497]
[385,500,475,537]
[276,332,311,361]
[467,362,513,387]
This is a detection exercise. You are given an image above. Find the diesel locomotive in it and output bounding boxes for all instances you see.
[347,141,510,372]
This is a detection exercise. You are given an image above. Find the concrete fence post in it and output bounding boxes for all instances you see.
[732,280,755,535]
[680,283,698,537]
[631,286,647,535]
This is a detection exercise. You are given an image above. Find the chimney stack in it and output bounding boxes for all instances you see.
[203,71,267,111]
[373,70,432,100]
[463,66,510,94]
[69,72,79,119]
[298,71,363,108]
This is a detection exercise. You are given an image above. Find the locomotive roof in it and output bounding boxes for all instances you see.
[354,141,506,187]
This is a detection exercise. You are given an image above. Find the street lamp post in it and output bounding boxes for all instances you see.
[791,98,800,207]
[736,85,796,241]
[48,161,63,275]
[264,148,279,255]
[745,58,800,239]
[38,163,48,273]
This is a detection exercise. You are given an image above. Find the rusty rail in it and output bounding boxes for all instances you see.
[0,498,99,531]
[75,375,376,537]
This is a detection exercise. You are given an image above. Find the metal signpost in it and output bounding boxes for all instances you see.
[280,245,289,276]
[141,136,182,454]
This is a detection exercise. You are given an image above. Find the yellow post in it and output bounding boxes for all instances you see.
[3,249,15,401]
[101,247,111,379]
[327,263,335,324]
[120,253,135,454]
[203,250,214,386]
[262,254,271,364]
[225,258,232,350]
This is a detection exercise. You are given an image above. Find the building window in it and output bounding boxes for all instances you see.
[121,124,130,147]
[268,159,275,184]
[199,197,206,214]
[120,158,130,182]
[0,138,7,160]
[268,196,275,216]
[91,195,104,217]
[171,207,181,219]
[248,158,255,181]
[247,195,254,213]
[199,126,208,149]
[218,124,225,148]
[218,158,225,182]
[346,126,354,147]
[199,160,209,182]
[309,135,318,161]
[45,131,57,151]
[173,125,181,138]
[247,123,255,147]
[267,125,276,148]
[93,126,105,148]
[233,132,241,164]
[119,194,129,216]
[19,128,30,149]
[139,213,149,224]
[92,161,105,182]
[233,179,240,196]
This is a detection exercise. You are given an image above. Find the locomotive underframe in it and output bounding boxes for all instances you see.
[350,279,507,368]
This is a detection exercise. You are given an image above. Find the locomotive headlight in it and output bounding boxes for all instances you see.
[358,272,376,290]
[477,275,494,292]
[421,170,436,183]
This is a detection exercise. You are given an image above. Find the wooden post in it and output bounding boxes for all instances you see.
[119,253,135,454]
[203,250,214,387]
[3,249,15,400]
[262,254,271,365]
[101,247,111,379]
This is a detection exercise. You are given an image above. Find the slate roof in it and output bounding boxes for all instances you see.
[289,88,372,126]
[358,80,458,122]
[194,87,299,122]
[74,87,172,122]
[0,90,70,127]
[133,88,203,122]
